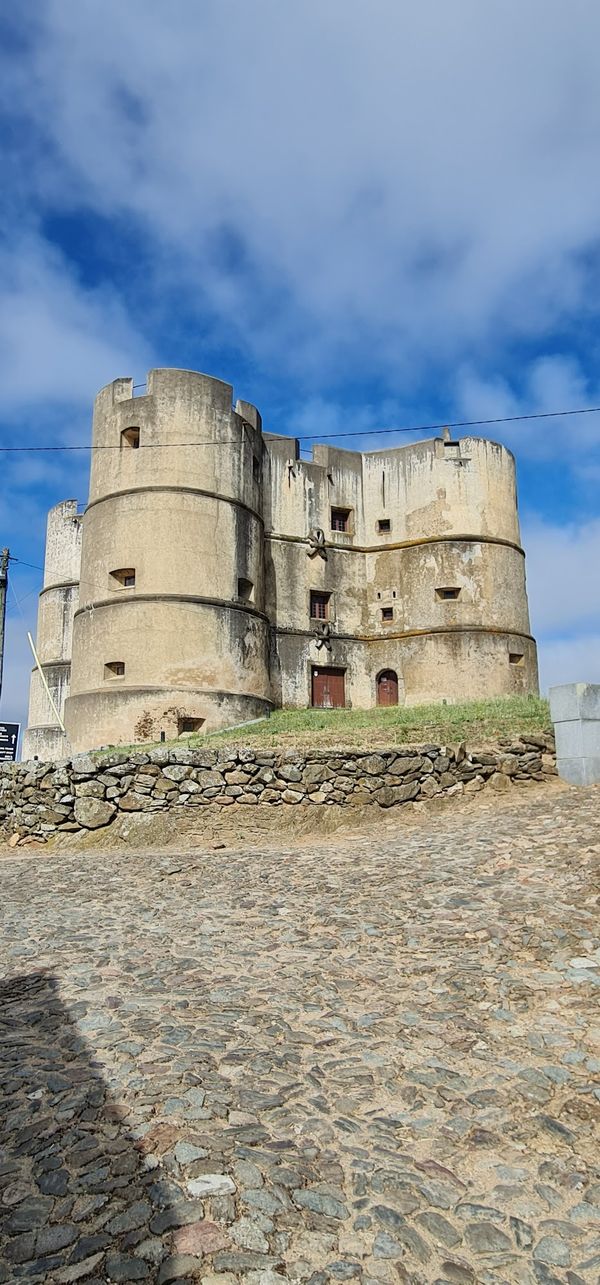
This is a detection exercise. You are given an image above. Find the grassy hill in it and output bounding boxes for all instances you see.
[202,694,551,751]
[95,695,550,759]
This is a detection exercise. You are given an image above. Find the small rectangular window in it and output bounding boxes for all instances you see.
[436,587,461,600]
[310,591,331,620]
[252,455,260,483]
[377,518,391,533]
[237,577,254,602]
[178,716,205,735]
[104,661,125,679]
[110,568,136,589]
[121,427,140,449]
[509,652,524,666]
[331,507,351,533]
[381,606,394,621]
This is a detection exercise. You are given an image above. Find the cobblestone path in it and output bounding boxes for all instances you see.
[1,786,599,1284]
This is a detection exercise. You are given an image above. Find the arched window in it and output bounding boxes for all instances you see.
[376,669,399,706]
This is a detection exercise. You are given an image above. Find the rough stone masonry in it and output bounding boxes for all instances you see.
[0,781,599,1282]
[0,734,556,845]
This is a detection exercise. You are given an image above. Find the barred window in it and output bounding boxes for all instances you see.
[310,591,331,620]
[331,507,351,532]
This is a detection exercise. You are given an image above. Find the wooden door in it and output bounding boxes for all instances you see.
[311,667,346,709]
[377,669,399,706]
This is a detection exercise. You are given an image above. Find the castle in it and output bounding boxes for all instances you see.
[23,368,538,759]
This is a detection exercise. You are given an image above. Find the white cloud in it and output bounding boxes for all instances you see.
[453,355,600,463]
[286,395,428,454]
[538,634,600,694]
[523,512,600,694]
[0,236,151,409]
[524,515,600,633]
[0,232,152,734]
[4,0,600,377]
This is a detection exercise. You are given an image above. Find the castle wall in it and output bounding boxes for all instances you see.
[76,490,264,611]
[264,433,536,709]
[64,370,272,752]
[360,436,521,543]
[26,368,538,756]
[397,630,538,704]
[22,501,82,761]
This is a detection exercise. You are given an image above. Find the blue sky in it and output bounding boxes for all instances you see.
[1,0,599,729]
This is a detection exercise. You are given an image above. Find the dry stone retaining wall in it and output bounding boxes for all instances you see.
[0,734,557,845]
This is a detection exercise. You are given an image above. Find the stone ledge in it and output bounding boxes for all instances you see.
[0,734,556,845]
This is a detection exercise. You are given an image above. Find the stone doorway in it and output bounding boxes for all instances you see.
[376,669,399,706]
[311,666,346,709]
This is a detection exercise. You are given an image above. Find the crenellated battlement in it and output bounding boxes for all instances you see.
[95,368,262,421]
[88,369,264,514]
[43,500,83,590]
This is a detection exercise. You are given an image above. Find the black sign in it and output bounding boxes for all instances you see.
[0,723,20,763]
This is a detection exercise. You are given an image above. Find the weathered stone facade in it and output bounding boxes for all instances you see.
[24,368,538,757]
[1,734,556,844]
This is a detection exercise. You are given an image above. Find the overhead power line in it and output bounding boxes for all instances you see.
[302,403,600,441]
[0,438,242,453]
[8,556,44,572]
[1,402,599,454]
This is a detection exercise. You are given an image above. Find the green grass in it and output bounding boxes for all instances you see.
[204,694,550,750]
[96,695,551,758]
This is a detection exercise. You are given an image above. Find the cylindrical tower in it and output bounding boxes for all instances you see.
[363,434,538,703]
[23,500,82,760]
[264,431,538,709]
[63,369,273,751]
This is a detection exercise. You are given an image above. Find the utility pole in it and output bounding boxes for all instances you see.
[0,548,8,706]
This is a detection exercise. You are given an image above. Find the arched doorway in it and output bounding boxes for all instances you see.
[377,669,399,706]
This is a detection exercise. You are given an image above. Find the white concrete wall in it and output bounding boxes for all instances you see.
[550,683,600,784]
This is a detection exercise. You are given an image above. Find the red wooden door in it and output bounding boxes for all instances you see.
[377,669,399,706]
[312,667,346,708]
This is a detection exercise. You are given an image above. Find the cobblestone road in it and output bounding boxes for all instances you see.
[1,786,599,1284]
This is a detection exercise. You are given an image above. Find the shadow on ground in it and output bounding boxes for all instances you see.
[0,972,203,1283]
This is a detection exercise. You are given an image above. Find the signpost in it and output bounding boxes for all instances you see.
[0,723,20,763]
[0,548,8,705]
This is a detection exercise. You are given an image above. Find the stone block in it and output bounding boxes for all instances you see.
[554,719,599,758]
[549,682,600,723]
[554,756,600,786]
[70,753,97,776]
[550,682,600,786]
[388,755,423,776]
[73,797,116,828]
[74,779,106,797]
[374,781,419,807]
[118,792,147,811]
[360,754,387,775]
[419,777,441,798]
[303,763,333,785]
[278,765,302,782]
[196,769,225,788]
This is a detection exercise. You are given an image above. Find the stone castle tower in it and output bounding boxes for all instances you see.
[23,368,538,759]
